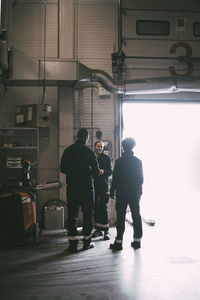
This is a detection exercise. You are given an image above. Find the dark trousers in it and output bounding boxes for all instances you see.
[67,184,94,237]
[116,194,142,241]
[94,188,109,231]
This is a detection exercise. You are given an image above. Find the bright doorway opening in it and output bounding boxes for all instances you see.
[123,102,200,236]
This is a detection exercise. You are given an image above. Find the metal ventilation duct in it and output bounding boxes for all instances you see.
[4,48,91,85]
[86,70,200,95]
[2,47,200,95]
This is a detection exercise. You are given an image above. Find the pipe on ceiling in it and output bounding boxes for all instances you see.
[80,69,200,95]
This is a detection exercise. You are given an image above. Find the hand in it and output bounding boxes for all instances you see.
[100,169,104,175]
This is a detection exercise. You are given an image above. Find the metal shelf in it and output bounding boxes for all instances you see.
[0,128,40,188]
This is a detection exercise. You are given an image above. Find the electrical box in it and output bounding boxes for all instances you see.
[44,206,64,230]
[15,104,52,127]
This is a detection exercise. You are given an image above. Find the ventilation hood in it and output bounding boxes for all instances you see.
[3,48,91,86]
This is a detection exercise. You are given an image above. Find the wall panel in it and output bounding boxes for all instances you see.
[77,0,117,75]
[0,86,59,217]
[12,2,58,58]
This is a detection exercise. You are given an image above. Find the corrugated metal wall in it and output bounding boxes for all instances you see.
[12,1,58,58]
[73,0,117,151]
[73,88,115,151]
[73,0,118,224]
[76,0,117,74]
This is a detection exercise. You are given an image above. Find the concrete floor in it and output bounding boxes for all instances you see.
[0,219,200,300]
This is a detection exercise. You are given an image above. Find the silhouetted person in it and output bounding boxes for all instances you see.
[60,128,100,252]
[109,137,143,250]
[92,141,112,240]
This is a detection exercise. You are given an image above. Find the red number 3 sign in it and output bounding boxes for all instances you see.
[169,42,193,77]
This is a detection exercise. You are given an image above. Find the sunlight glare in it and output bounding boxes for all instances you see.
[123,102,200,232]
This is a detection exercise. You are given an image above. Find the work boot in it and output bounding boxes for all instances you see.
[109,242,123,251]
[103,231,111,241]
[68,240,78,253]
[92,229,103,238]
[131,241,141,249]
[82,237,95,250]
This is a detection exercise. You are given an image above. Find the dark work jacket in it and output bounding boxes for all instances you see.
[110,151,143,199]
[60,141,100,190]
[94,153,112,192]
